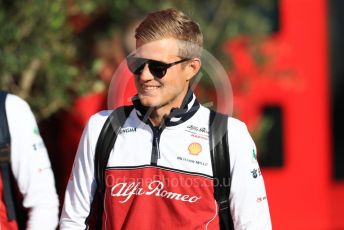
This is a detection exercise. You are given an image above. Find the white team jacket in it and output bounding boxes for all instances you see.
[60,93,271,229]
[4,94,59,229]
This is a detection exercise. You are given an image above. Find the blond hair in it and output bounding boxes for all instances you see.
[135,8,203,58]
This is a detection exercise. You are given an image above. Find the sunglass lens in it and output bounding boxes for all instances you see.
[127,57,146,75]
[149,61,167,78]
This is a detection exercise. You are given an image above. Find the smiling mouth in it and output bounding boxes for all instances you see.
[141,85,161,92]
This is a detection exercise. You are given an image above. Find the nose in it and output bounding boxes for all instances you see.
[137,63,154,82]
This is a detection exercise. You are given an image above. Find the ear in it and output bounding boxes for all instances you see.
[185,58,201,81]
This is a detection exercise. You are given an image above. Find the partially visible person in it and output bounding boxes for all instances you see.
[0,91,59,229]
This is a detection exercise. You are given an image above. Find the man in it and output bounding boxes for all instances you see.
[0,91,59,229]
[60,8,271,229]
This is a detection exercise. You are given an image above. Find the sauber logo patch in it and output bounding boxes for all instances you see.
[188,142,202,155]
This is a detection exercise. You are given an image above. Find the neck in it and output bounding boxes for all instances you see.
[148,108,168,127]
[148,88,190,126]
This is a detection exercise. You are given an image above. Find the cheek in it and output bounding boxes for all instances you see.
[174,74,188,91]
[163,78,186,98]
[169,68,187,85]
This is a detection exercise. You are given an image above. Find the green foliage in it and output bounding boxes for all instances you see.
[0,0,76,118]
[0,0,276,119]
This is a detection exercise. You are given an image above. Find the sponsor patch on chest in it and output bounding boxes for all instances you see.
[176,156,208,166]
[119,127,137,134]
[185,125,209,140]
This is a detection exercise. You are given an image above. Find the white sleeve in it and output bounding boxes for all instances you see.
[227,118,272,229]
[59,115,98,229]
[6,94,59,230]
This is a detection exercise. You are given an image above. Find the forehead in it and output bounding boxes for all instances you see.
[135,38,180,61]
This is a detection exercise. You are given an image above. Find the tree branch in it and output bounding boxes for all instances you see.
[19,58,41,99]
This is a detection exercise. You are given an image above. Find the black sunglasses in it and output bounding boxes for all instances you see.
[126,55,190,79]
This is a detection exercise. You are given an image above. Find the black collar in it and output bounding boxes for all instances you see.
[131,88,200,127]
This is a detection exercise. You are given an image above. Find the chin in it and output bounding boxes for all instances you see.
[139,96,160,108]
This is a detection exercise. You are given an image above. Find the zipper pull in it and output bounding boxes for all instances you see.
[151,137,160,165]
[151,127,162,165]
[155,136,160,159]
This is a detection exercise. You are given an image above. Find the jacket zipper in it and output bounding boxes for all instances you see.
[151,126,163,166]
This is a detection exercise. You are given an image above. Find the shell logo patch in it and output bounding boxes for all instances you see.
[188,142,202,155]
